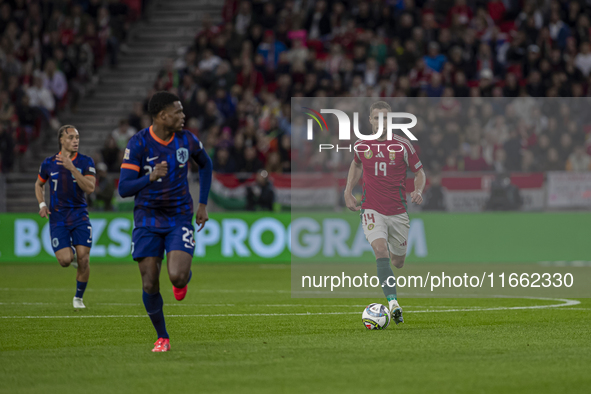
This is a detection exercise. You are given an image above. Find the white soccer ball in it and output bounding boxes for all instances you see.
[362,303,391,330]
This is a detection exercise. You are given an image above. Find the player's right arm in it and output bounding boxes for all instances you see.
[118,138,168,198]
[344,157,363,212]
[35,161,50,218]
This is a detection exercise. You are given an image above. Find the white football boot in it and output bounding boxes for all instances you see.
[73,297,85,309]
[389,299,404,325]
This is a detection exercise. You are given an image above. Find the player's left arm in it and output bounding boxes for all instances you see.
[406,145,425,205]
[411,168,426,205]
[190,135,213,232]
[57,153,95,193]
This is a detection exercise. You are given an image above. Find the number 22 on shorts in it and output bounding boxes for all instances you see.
[182,227,195,249]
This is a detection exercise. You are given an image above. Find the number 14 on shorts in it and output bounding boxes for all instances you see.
[362,213,376,226]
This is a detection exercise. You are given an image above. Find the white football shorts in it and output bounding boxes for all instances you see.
[360,209,410,256]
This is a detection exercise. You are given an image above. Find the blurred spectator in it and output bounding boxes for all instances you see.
[305,1,331,40]
[0,124,15,173]
[101,136,121,173]
[503,130,522,171]
[198,49,222,72]
[542,148,565,171]
[521,150,540,172]
[26,72,55,120]
[566,146,591,171]
[464,144,490,171]
[97,6,125,67]
[128,102,144,131]
[239,146,263,173]
[92,162,115,210]
[424,42,447,73]
[42,59,68,103]
[256,30,286,70]
[574,42,591,77]
[246,170,275,211]
[485,173,523,211]
[111,119,136,150]
[213,147,238,173]
[422,173,446,211]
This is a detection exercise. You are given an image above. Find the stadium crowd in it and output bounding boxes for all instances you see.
[119,0,591,175]
[0,0,140,173]
[16,0,591,177]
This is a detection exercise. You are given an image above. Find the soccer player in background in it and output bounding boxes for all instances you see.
[35,125,96,309]
[344,101,426,325]
[118,92,212,352]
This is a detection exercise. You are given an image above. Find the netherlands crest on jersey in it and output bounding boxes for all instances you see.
[389,151,396,161]
[364,150,373,159]
[176,148,189,164]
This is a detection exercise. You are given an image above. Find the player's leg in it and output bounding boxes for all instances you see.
[391,253,406,269]
[165,224,195,301]
[167,250,193,300]
[54,247,74,267]
[371,238,399,305]
[71,246,90,308]
[385,212,411,324]
[51,224,75,267]
[139,256,170,351]
[133,227,170,352]
[71,223,93,308]
[362,210,398,314]
[167,250,192,288]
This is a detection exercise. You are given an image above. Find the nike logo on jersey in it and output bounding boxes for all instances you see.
[147,156,159,162]
[376,152,385,158]
[50,172,59,176]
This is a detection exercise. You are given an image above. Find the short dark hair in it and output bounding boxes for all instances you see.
[370,101,392,113]
[57,125,76,150]
[148,91,180,117]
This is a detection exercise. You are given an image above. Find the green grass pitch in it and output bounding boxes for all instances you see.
[1,264,590,394]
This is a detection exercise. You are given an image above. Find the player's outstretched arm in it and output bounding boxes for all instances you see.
[344,159,363,211]
[35,178,50,218]
[410,168,426,205]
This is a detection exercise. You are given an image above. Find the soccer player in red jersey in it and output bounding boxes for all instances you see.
[344,101,426,324]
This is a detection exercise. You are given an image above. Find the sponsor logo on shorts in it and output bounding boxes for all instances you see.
[364,150,373,159]
[400,240,407,247]
[368,223,375,230]
[52,238,59,248]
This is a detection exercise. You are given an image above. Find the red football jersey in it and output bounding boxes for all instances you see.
[354,135,423,215]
